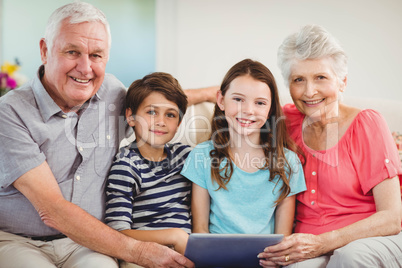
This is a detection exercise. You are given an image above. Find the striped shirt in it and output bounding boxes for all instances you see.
[105,142,192,233]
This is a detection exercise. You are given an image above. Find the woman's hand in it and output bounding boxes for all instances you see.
[258,233,327,266]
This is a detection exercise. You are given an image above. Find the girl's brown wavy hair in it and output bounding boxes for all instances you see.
[210,59,298,205]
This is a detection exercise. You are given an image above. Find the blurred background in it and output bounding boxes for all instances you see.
[1,0,401,100]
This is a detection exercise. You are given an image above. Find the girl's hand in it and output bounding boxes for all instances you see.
[257,233,326,266]
[259,259,280,268]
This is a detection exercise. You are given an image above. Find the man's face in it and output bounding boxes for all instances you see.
[40,19,109,112]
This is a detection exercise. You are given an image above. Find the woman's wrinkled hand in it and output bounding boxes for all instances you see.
[257,233,326,266]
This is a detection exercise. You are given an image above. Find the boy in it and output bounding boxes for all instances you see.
[105,72,191,256]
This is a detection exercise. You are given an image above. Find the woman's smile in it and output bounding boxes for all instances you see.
[303,98,325,107]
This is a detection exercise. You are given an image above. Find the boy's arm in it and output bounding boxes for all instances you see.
[105,156,137,232]
[121,228,189,255]
[191,183,211,233]
[274,195,296,236]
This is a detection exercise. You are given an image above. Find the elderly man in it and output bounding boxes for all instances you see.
[0,2,202,268]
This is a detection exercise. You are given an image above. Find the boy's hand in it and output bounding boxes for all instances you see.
[171,228,190,255]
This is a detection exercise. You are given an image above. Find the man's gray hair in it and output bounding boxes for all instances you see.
[277,24,348,87]
[44,1,111,55]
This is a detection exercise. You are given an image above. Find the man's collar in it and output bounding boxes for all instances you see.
[33,65,102,121]
[32,65,63,122]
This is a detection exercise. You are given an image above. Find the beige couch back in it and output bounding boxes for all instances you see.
[172,96,402,147]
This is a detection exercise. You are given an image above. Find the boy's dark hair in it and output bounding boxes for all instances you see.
[125,72,188,122]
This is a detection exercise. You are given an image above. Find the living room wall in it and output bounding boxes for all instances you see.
[0,0,156,87]
[2,0,401,101]
[156,0,402,101]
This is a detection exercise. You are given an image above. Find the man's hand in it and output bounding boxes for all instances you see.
[184,86,218,106]
[134,241,194,268]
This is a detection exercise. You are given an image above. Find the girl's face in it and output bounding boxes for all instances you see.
[289,57,346,120]
[217,75,272,141]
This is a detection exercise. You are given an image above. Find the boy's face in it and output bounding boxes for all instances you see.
[126,92,181,149]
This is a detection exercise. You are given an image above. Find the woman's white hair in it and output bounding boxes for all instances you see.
[44,1,111,55]
[277,24,348,87]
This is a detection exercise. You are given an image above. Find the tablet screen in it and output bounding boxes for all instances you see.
[184,233,284,268]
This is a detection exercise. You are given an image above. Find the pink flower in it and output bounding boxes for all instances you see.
[7,76,17,89]
[0,72,17,90]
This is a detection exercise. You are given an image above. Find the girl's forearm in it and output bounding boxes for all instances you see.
[274,195,296,236]
[191,183,211,233]
[192,225,210,233]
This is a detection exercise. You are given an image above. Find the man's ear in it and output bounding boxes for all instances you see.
[39,38,48,64]
[126,108,135,127]
[216,90,224,111]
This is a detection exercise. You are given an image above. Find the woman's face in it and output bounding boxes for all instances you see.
[289,57,346,120]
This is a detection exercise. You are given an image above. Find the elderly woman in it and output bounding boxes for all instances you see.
[258,25,402,267]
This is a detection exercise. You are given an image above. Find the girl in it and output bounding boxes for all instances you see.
[181,59,306,237]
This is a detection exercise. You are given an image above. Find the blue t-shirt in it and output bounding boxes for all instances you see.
[181,140,306,234]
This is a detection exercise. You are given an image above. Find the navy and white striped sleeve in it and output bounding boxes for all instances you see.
[105,149,140,231]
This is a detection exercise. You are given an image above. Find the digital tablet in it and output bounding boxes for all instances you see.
[184,233,284,268]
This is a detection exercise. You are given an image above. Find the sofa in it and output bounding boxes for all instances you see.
[121,94,402,164]
[172,95,402,146]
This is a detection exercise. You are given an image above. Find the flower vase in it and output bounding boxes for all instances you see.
[0,88,10,97]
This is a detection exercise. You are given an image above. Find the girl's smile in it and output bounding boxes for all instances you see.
[217,74,271,143]
[236,118,256,127]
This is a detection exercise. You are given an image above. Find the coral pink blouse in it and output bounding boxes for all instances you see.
[283,104,402,235]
